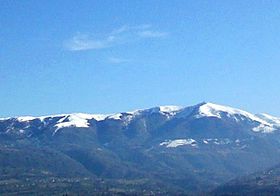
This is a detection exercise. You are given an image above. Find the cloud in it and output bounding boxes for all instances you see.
[138,30,168,38]
[65,25,168,51]
[64,34,116,51]
[108,57,131,64]
[111,24,151,35]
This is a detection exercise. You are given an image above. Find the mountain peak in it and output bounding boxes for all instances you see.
[158,105,183,113]
[1,102,280,133]
[196,102,268,123]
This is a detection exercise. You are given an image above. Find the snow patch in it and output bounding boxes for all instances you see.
[55,115,88,129]
[197,103,269,125]
[17,116,37,122]
[19,129,25,134]
[203,140,209,144]
[252,124,276,133]
[54,113,107,129]
[0,117,11,121]
[256,113,280,127]
[107,113,123,120]
[214,138,231,145]
[159,105,182,114]
[202,138,233,145]
[196,102,279,133]
[160,139,197,148]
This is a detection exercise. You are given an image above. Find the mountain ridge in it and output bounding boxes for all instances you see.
[1,102,279,134]
[1,102,280,194]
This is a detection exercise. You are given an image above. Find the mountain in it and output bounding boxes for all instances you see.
[213,163,280,195]
[1,102,280,194]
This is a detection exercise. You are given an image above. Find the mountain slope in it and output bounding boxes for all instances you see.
[1,102,280,194]
[213,163,280,195]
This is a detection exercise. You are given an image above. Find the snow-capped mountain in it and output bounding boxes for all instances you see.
[1,102,280,194]
[179,102,279,133]
[1,102,279,135]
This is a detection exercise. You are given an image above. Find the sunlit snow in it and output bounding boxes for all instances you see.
[160,139,197,148]
[2,102,280,134]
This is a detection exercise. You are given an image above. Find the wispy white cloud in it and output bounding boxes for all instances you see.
[108,57,131,64]
[64,34,116,51]
[111,24,151,35]
[138,30,168,38]
[65,25,169,51]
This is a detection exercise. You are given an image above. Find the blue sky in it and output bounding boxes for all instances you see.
[1,0,280,117]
